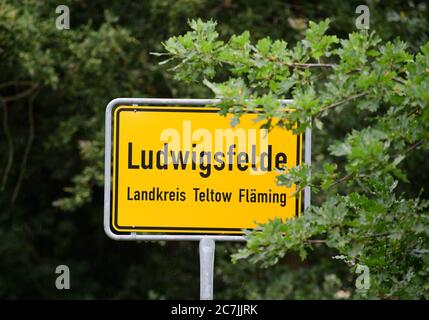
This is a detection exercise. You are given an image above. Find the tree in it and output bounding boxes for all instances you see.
[158,18,429,299]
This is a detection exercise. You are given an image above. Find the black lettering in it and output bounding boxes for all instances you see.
[128,143,139,169]
[213,152,225,170]
[275,152,287,170]
[156,144,168,169]
[237,152,249,171]
[141,150,153,169]
[260,145,272,171]
[199,151,211,178]
[170,150,189,169]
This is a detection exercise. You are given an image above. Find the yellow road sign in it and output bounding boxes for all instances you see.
[110,105,301,234]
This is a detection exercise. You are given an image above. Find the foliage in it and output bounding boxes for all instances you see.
[159,18,429,299]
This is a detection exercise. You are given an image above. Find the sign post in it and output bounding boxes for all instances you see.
[199,238,215,300]
[104,98,311,299]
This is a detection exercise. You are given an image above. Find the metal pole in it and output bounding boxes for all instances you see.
[304,126,312,210]
[199,237,215,300]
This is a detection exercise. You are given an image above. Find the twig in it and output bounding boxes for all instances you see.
[2,83,39,103]
[393,77,406,85]
[266,55,336,69]
[316,92,367,116]
[0,81,35,90]
[305,239,326,244]
[329,173,353,189]
[287,63,335,69]
[0,98,14,192]
[363,232,391,239]
[405,138,426,155]
[12,92,37,203]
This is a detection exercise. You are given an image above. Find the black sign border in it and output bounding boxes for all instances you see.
[111,106,301,234]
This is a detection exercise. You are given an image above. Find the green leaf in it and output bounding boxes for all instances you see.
[357,99,379,112]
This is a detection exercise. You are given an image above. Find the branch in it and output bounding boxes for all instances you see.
[405,138,426,155]
[12,92,37,203]
[364,232,391,239]
[287,62,335,69]
[266,56,336,69]
[393,77,406,85]
[329,173,353,189]
[305,239,326,244]
[0,81,36,90]
[2,83,39,103]
[0,99,14,192]
[316,92,367,116]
